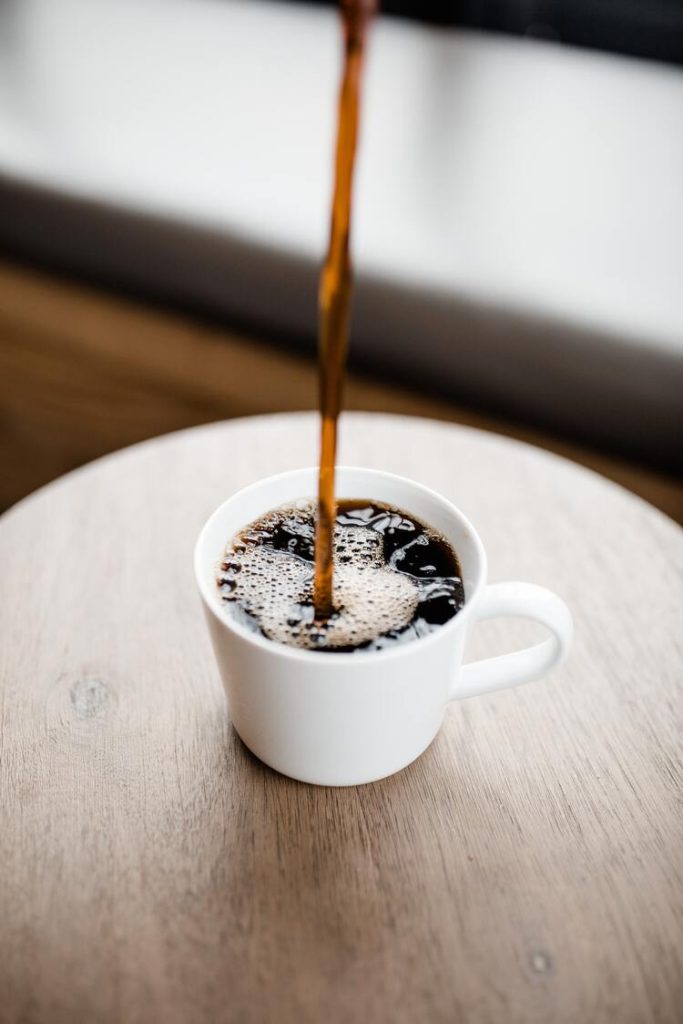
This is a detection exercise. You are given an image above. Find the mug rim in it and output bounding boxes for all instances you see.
[194,466,488,664]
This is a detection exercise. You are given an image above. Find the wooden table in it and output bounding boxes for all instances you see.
[1,413,681,1024]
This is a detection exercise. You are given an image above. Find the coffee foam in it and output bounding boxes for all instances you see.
[224,519,419,650]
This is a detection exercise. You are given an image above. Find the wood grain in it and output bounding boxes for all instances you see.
[0,258,681,523]
[1,413,681,1024]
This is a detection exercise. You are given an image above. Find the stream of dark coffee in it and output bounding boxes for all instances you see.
[314,0,377,620]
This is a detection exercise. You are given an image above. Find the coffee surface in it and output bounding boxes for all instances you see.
[218,499,465,653]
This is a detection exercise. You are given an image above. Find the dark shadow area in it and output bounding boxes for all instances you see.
[291,0,683,66]
[1,176,681,478]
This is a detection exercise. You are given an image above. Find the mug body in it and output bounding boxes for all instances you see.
[194,467,487,786]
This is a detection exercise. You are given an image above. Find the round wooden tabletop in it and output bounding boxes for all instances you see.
[1,413,681,1024]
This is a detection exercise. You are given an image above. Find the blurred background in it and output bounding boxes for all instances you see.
[0,0,681,519]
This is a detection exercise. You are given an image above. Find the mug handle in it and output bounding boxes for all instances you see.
[451,582,573,700]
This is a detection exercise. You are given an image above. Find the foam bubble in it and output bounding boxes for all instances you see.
[222,514,419,650]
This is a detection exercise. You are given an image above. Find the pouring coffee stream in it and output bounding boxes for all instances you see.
[314,0,378,620]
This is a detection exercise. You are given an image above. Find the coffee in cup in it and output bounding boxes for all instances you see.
[217,499,465,653]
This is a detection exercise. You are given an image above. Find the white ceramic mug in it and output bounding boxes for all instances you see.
[194,467,573,786]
